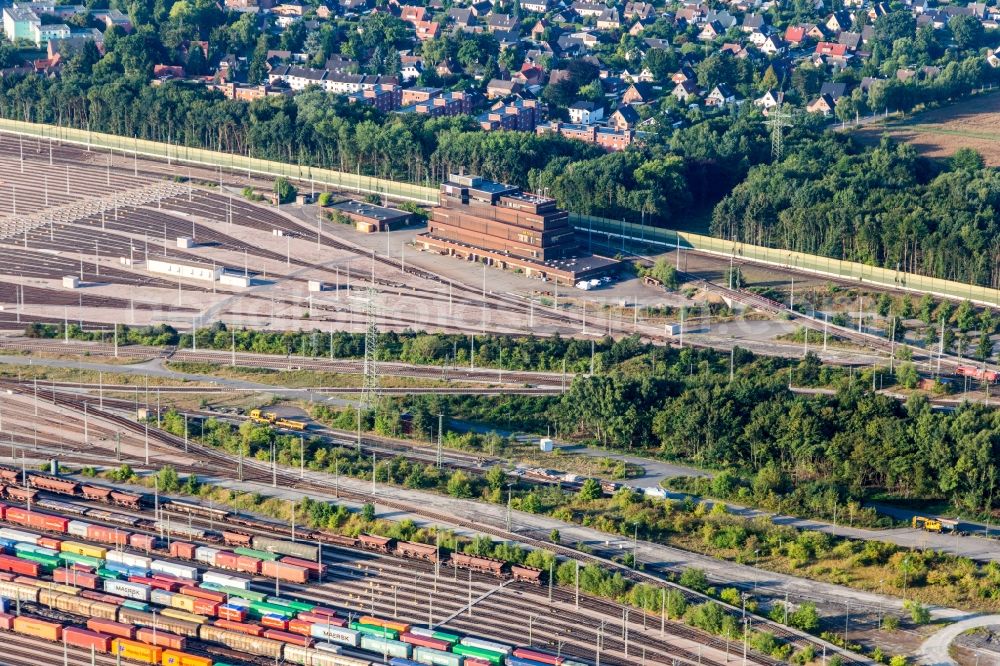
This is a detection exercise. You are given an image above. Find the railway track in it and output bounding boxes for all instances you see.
[2,377,869,665]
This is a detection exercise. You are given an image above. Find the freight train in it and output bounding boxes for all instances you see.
[0,467,547,586]
[955,365,1000,383]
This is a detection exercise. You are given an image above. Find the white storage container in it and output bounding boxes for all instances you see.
[459,637,512,655]
[104,579,151,602]
[0,528,40,545]
[201,571,250,590]
[67,521,90,538]
[150,560,198,580]
[150,589,175,607]
[310,625,359,646]
[106,551,152,570]
[194,547,219,567]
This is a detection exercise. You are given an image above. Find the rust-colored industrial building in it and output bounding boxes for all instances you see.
[417,174,620,284]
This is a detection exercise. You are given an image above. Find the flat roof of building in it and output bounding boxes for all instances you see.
[331,199,411,222]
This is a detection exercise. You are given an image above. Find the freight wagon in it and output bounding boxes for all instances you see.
[252,536,319,561]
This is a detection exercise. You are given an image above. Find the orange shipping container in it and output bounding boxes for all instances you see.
[135,627,186,651]
[260,560,308,583]
[64,627,113,652]
[87,618,136,639]
[13,616,62,641]
[179,586,226,604]
[112,638,163,664]
[216,606,246,622]
[129,534,156,552]
[287,619,313,636]
[235,556,261,575]
[169,543,197,560]
[213,619,263,636]
[263,629,312,647]
[192,598,218,617]
[162,650,212,666]
[37,537,62,550]
[0,612,14,630]
[261,615,288,630]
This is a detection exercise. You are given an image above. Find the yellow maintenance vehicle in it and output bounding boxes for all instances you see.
[249,409,308,431]
[912,516,959,533]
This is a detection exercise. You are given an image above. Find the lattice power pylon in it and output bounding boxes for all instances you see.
[765,95,793,163]
[359,286,380,411]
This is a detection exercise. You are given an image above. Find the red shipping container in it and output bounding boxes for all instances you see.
[129,534,156,552]
[81,591,124,605]
[70,564,95,573]
[216,606,246,622]
[55,568,99,590]
[130,576,176,592]
[263,629,312,647]
[280,557,325,579]
[0,572,15,582]
[64,627,113,653]
[297,613,345,627]
[0,612,13,630]
[0,502,8,519]
[169,543,197,560]
[465,660,491,666]
[37,537,62,550]
[214,552,239,570]
[213,619,263,636]
[179,586,226,604]
[304,607,338,619]
[136,628,186,651]
[152,573,187,587]
[193,598,219,617]
[261,560,308,584]
[86,524,128,546]
[401,632,451,651]
[512,648,564,665]
[287,619,313,636]
[6,507,69,533]
[0,554,40,577]
[260,615,288,631]
[87,618,135,639]
[235,556,261,575]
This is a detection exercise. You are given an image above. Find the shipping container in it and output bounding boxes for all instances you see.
[264,628,314,647]
[310,624,360,646]
[266,597,315,614]
[201,571,251,590]
[104,579,152,602]
[39,589,118,619]
[105,562,149,578]
[169,593,198,613]
[179,585,226,604]
[54,568,99,591]
[194,547,219,567]
[80,590,125,605]
[249,601,297,619]
[67,521,91,538]
[160,608,208,624]
[107,551,152,570]
[129,534,157,552]
[6,507,69,533]
[192,598,218,617]
[350,622,398,640]
[452,644,504,665]
[412,646,463,666]
[0,612,12,631]
[60,541,108,560]
[198,583,265,602]
[13,615,62,641]
[64,626,113,653]
[410,628,460,646]
[152,573,188,588]
[214,551,238,571]
[234,555,261,575]
[0,528,41,545]
[86,525,129,546]
[136,627,187,650]
[161,650,212,666]
[233,547,279,562]
[217,604,247,622]
[150,560,197,580]
[280,556,326,579]
[507,657,563,666]
[58,552,104,569]
[389,660,423,666]
[131,576,178,592]
[37,536,62,551]
[112,637,163,665]
[251,536,318,561]
[87,619,136,639]
[360,634,412,659]
[151,589,175,607]
[458,637,512,655]
[359,616,410,635]
[261,614,289,631]
[169,543,197,560]
[117,607,201,638]
[122,600,150,612]
[97,567,123,580]
[401,632,450,651]
[299,613,345,626]
[261,560,308,583]
[511,649,565,665]
[16,551,60,569]
[0,553,40,577]
[213,618,264,636]
[197,624,284,659]
[283,645,371,666]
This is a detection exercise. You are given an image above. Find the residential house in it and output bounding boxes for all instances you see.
[672,78,700,101]
[623,1,653,20]
[347,83,402,111]
[413,20,439,40]
[520,0,549,12]
[698,20,724,40]
[825,11,852,33]
[806,93,836,115]
[815,41,848,57]
[486,78,523,98]
[400,55,423,81]
[398,5,426,22]
[671,64,697,84]
[536,121,637,151]
[819,81,846,100]
[837,31,861,51]
[596,8,620,30]
[568,100,604,124]
[705,84,737,106]
[530,19,547,39]
[988,46,1000,68]
[486,14,518,32]
[478,97,543,130]
[705,9,737,29]
[759,34,785,54]
[621,82,658,104]
[754,89,780,112]
[448,7,474,27]
[628,20,648,35]
[742,12,765,32]
[572,1,607,18]
[783,25,807,44]
[607,104,640,129]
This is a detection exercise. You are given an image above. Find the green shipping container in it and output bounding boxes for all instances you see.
[265,597,314,613]
[233,547,280,562]
[359,635,411,659]
[431,630,460,646]
[350,622,399,640]
[452,644,504,665]
[248,601,296,619]
[16,552,60,569]
[122,600,150,611]
[58,552,104,569]
[97,568,123,580]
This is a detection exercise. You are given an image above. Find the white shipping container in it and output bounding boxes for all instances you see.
[413,647,463,666]
[201,571,250,590]
[194,547,219,566]
[106,551,152,570]
[309,625,360,646]
[459,637,512,655]
[104,580,151,602]
[0,528,40,545]
[150,560,198,580]
[150,589,175,606]
[67,521,90,538]
[314,644,341,654]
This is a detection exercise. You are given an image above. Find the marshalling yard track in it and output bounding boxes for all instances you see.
[0,376,871,666]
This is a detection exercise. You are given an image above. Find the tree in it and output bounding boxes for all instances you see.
[874,11,916,43]
[951,148,984,172]
[549,529,560,543]
[948,14,983,50]
[447,470,473,498]
[361,503,376,521]
[897,362,919,389]
[485,466,506,490]
[789,603,819,631]
[976,334,993,362]
[679,567,709,591]
[905,600,930,624]
[186,43,207,75]
[578,478,603,500]
[274,177,297,204]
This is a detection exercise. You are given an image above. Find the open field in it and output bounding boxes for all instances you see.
[853,92,1000,165]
